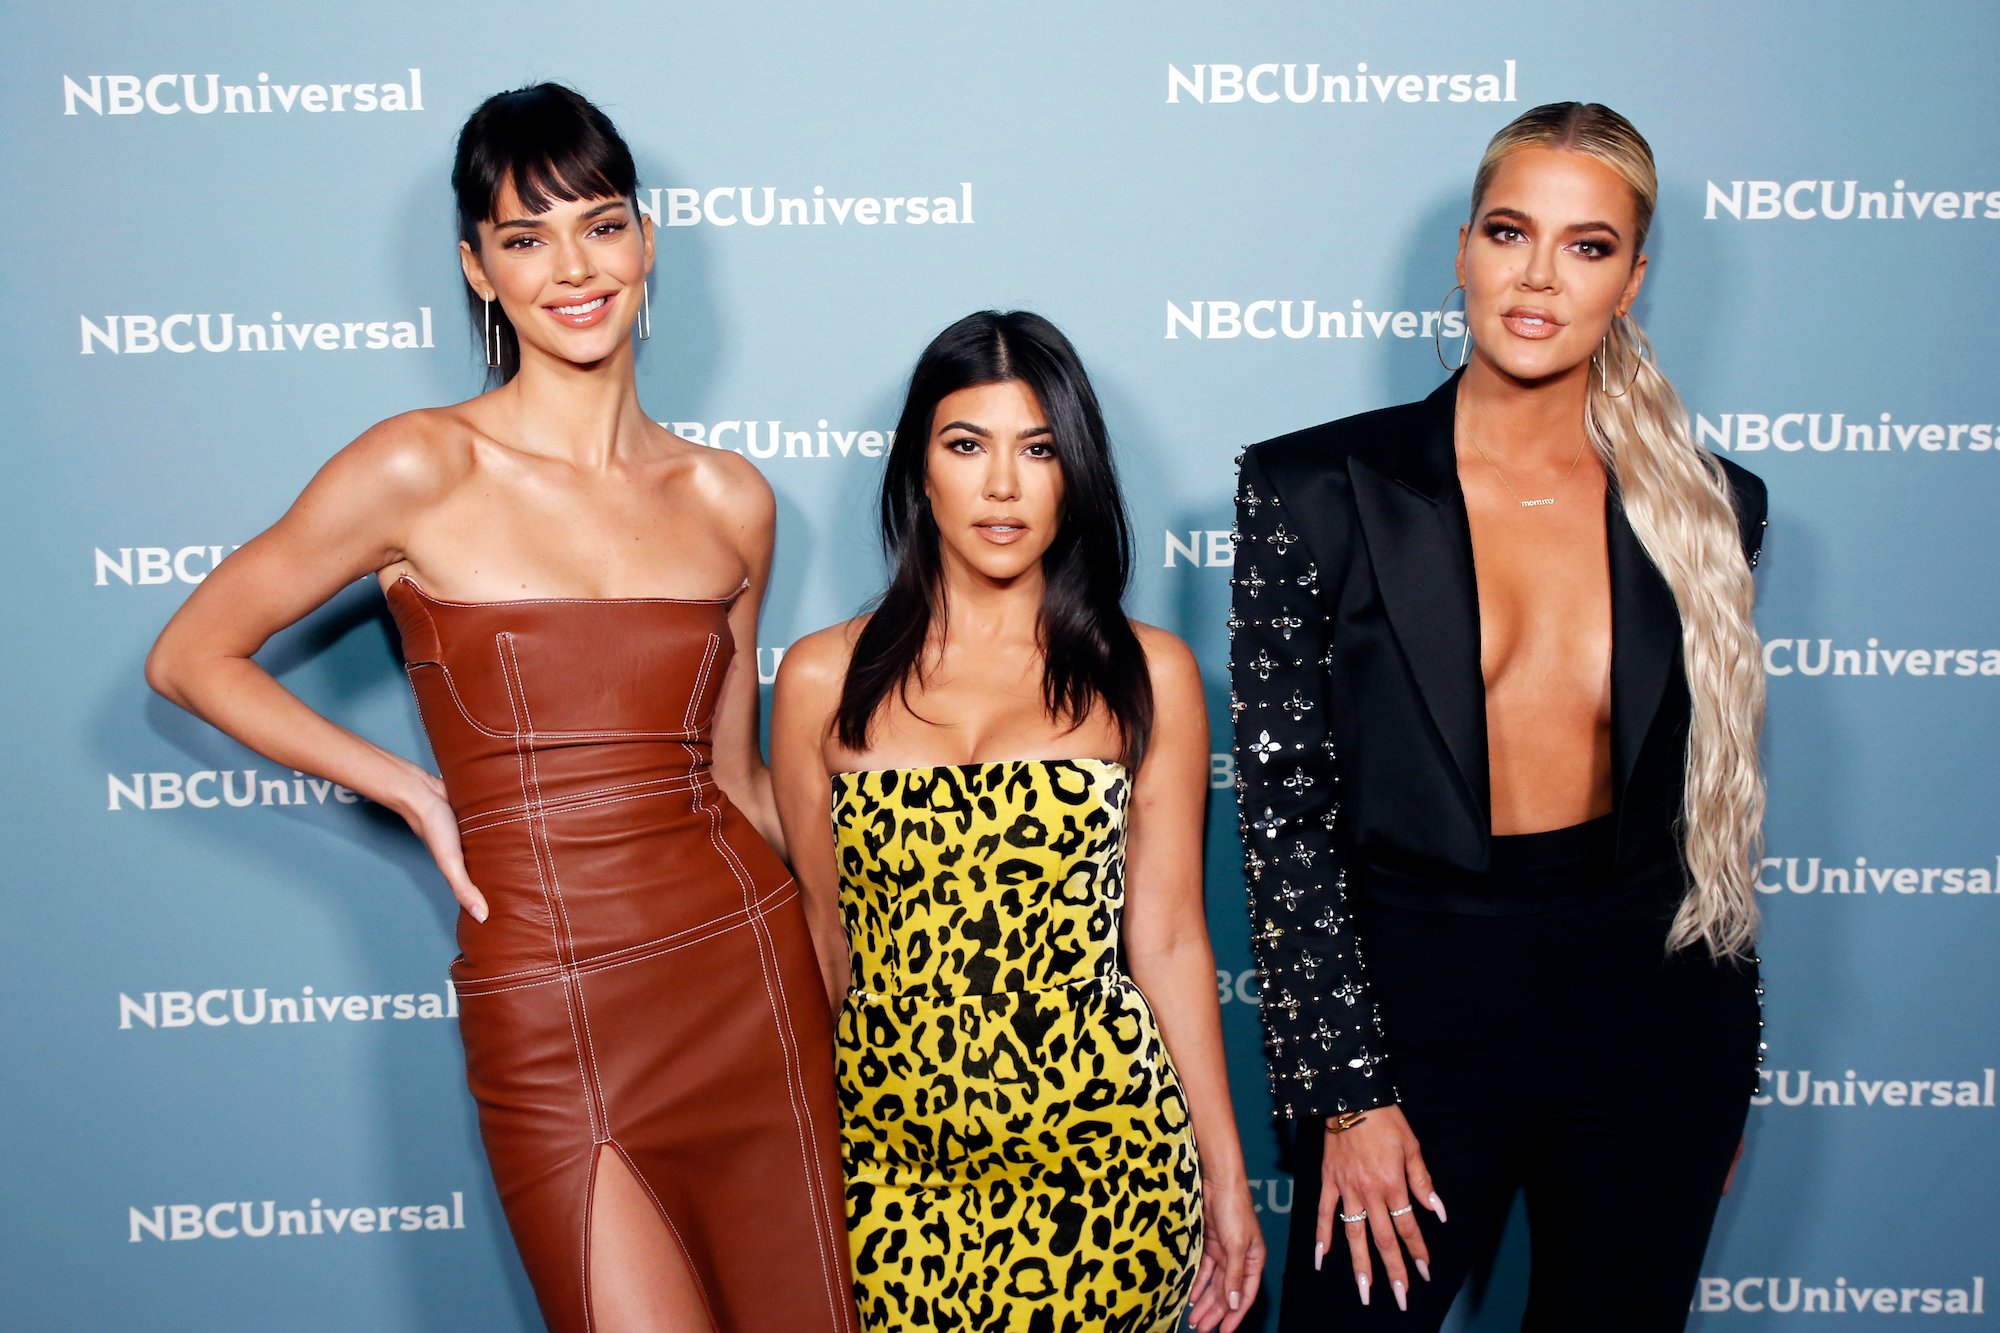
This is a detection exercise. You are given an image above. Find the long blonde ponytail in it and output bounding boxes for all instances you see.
[1476,104,1766,959]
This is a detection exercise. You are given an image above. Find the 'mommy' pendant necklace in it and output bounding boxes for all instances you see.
[1465,426,1591,509]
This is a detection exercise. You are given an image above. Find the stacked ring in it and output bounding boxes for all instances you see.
[1388,1205,1415,1218]
[1338,1210,1368,1224]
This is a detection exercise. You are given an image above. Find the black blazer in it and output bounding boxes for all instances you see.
[1229,373,1766,1120]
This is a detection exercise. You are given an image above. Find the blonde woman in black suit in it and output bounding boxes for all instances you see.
[1231,102,1767,1331]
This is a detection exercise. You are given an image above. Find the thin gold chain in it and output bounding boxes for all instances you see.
[1464,425,1591,509]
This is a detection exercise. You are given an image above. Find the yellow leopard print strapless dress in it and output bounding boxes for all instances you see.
[831,758,1202,1332]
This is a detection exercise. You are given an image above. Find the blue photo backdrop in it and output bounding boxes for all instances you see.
[3,3,1995,1327]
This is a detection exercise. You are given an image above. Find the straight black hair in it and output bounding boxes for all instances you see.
[835,311,1154,770]
[450,83,638,384]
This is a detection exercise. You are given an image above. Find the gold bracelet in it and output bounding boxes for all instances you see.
[1326,1110,1370,1135]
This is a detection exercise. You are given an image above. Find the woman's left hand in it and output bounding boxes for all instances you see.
[1187,1176,1266,1332]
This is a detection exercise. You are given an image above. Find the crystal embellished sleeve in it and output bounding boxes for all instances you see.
[1229,447,1393,1121]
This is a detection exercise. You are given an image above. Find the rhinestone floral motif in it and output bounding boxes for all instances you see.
[1231,448,1396,1123]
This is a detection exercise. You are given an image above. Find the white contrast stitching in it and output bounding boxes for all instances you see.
[752,901,851,1332]
[453,884,801,993]
[497,633,600,1143]
[457,776,706,834]
[503,635,614,1138]
[694,778,846,1331]
[406,663,514,739]
[398,573,749,607]
[685,632,721,733]
[457,772,703,830]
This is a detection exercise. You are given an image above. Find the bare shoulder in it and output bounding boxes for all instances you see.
[322,406,477,503]
[1132,621,1204,702]
[777,617,868,699]
[664,431,775,518]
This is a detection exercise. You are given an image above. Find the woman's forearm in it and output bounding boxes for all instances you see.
[714,759,788,858]
[147,650,431,815]
[799,883,851,1008]
[1132,933,1249,1188]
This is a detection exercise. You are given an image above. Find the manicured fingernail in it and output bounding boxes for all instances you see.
[1428,1191,1448,1224]
[474,906,488,922]
[1314,1241,1324,1271]
[1393,1279,1408,1311]
[1229,1290,1241,1311]
[1417,1258,1431,1282]
[1356,1273,1371,1306]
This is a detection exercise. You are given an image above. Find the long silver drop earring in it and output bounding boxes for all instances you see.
[484,293,501,369]
[636,277,652,341]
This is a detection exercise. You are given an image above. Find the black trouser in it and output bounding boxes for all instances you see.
[1280,818,1760,1332]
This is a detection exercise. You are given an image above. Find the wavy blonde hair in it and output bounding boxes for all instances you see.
[1472,102,1765,959]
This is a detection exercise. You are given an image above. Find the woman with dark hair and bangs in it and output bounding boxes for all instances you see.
[147,84,855,1332]
[772,311,1265,1332]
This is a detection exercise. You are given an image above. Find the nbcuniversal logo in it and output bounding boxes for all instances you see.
[1696,412,1998,454]
[63,69,426,117]
[79,308,435,355]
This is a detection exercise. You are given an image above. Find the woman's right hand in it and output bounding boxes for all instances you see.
[395,771,489,923]
[1317,1104,1444,1311]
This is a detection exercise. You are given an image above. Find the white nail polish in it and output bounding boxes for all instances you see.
[1229,1290,1242,1311]
[1356,1273,1371,1306]
[1429,1191,1449,1224]
[1417,1258,1431,1282]
[1314,1241,1324,1271]
[1394,1279,1408,1312]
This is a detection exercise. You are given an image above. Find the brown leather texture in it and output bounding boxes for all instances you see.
[387,578,856,1333]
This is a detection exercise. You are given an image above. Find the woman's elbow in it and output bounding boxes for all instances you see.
[143,636,196,709]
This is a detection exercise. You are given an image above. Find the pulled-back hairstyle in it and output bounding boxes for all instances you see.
[451,83,638,383]
[1473,102,1766,959]
[836,311,1154,770]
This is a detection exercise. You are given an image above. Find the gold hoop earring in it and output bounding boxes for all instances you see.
[484,293,501,370]
[1593,333,1640,398]
[1434,283,1469,371]
[636,277,652,341]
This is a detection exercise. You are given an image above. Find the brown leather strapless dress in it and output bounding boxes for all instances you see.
[386,577,855,1333]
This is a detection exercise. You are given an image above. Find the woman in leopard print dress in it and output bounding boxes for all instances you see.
[772,311,1265,1333]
